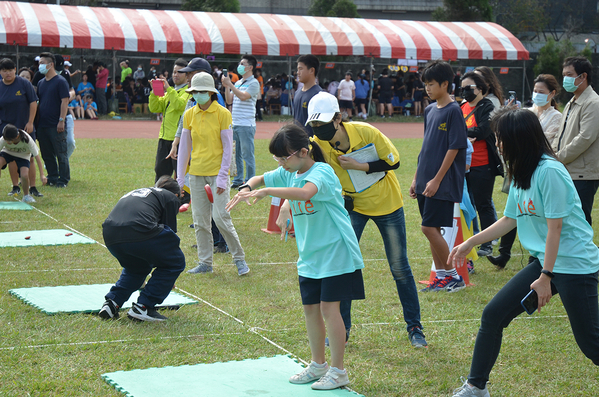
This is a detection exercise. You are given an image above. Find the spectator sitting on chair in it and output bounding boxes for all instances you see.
[68,95,84,119]
[266,80,281,109]
[76,74,94,98]
[84,95,98,119]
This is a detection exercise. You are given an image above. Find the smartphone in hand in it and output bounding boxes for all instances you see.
[509,90,516,102]
[223,68,228,78]
[521,289,538,315]
[152,80,165,97]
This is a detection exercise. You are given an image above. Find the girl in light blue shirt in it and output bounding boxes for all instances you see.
[449,108,599,397]
[226,124,364,391]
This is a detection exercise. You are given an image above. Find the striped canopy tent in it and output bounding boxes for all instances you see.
[0,1,529,61]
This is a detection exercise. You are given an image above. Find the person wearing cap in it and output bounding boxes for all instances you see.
[337,72,355,121]
[280,91,428,348]
[148,58,190,182]
[221,55,260,189]
[176,72,250,276]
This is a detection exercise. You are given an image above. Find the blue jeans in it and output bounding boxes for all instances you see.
[104,227,185,308]
[65,115,76,159]
[340,207,423,332]
[232,125,256,185]
[573,180,599,226]
[37,126,70,185]
[468,260,599,389]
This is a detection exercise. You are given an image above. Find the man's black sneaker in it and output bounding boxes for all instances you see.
[99,299,120,319]
[127,302,167,322]
[30,187,43,197]
[8,186,20,196]
[56,183,67,188]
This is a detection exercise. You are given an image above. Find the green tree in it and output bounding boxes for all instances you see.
[432,0,493,22]
[490,0,548,37]
[308,0,360,18]
[181,0,240,13]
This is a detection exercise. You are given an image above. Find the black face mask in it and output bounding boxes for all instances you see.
[312,121,337,141]
[462,88,478,103]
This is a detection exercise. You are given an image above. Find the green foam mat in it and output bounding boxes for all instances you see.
[9,283,197,315]
[102,355,363,397]
[0,201,32,210]
[0,229,96,247]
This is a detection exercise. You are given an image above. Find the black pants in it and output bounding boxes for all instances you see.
[37,126,70,185]
[468,165,497,248]
[573,180,599,226]
[155,139,176,182]
[468,260,599,389]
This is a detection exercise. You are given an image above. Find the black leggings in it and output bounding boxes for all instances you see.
[468,260,599,389]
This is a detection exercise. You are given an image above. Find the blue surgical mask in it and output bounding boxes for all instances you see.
[39,64,48,75]
[532,92,549,107]
[138,67,142,71]
[563,75,582,93]
[237,64,246,75]
[193,92,211,105]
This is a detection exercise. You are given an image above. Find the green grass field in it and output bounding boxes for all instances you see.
[0,137,597,396]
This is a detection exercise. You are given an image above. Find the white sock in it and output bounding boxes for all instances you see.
[447,268,459,279]
[330,366,346,374]
[436,269,446,279]
[311,361,327,368]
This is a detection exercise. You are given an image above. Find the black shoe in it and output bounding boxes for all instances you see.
[30,186,43,197]
[99,299,120,319]
[56,183,67,188]
[487,254,510,269]
[127,302,167,322]
[7,186,20,196]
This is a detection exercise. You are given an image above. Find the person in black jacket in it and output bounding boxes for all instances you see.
[99,176,185,322]
[460,72,502,257]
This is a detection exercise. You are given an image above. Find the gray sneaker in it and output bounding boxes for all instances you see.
[235,260,250,276]
[187,262,213,274]
[452,378,490,397]
[22,194,36,203]
[289,361,329,384]
[311,367,349,390]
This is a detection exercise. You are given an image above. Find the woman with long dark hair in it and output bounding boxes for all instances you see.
[449,108,599,397]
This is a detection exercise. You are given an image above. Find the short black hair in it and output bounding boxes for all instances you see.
[461,71,488,95]
[242,55,257,71]
[0,58,16,71]
[174,58,188,68]
[39,52,55,66]
[382,68,389,76]
[563,56,592,85]
[155,176,180,196]
[297,55,319,76]
[422,60,454,93]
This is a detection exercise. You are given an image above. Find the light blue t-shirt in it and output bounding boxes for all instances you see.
[504,155,599,274]
[264,162,364,279]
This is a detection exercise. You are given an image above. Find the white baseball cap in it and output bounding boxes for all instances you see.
[185,72,218,94]
[64,61,72,67]
[34,56,40,62]
[306,92,339,126]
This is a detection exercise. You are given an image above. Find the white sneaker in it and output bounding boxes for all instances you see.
[311,367,349,390]
[22,194,36,203]
[452,378,490,397]
[289,362,329,384]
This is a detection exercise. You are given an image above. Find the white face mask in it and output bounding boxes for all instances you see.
[532,92,550,107]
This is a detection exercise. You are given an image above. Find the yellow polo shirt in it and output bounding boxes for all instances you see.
[312,121,403,216]
[183,101,232,176]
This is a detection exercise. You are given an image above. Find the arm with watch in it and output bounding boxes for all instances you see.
[58,97,69,133]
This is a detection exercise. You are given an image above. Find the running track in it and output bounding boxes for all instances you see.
[75,120,424,139]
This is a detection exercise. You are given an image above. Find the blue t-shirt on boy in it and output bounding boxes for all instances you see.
[264,162,364,279]
[416,101,468,203]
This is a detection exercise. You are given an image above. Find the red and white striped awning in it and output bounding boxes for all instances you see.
[0,1,529,61]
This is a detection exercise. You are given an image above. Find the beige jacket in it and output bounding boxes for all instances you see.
[552,85,599,180]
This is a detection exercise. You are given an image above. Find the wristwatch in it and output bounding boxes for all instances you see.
[238,183,252,191]
[540,269,555,279]
[58,117,65,122]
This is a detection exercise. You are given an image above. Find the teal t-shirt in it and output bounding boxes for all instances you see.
[264,162,365,279]
[504,155,599,274]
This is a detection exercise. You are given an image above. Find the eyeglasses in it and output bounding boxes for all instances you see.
[273,150,298,164]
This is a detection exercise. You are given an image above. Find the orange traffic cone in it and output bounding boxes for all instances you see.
[419,203,475,286]
[261,197,295,235]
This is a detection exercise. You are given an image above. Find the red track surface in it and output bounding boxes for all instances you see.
[75,119,424,139]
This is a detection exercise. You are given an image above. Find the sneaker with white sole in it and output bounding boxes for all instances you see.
[446,276,466,293]
[289,362,329,384]
[311,367,350,390]
[187,262,213,274]
[235,260,250,276]
[419,277,442,292]
[452,377,490,397]
[8,186,20,196]
[30,186,43,197]
[99,299,120,319]
[408,326,428,348]
[127,302,167,322]
[22,194,36,203]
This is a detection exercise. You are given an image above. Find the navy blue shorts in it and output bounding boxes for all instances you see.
[417,194,454,228]
[379,93,393,104]
[355,97,368,106]
[338,100,354,110]
[0,152,30,170]
[299,269,365,305]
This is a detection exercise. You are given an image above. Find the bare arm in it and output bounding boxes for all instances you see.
[24,101,37,134]
[423,148,458,197]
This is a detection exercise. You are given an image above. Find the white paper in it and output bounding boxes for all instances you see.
[342,143,385,193]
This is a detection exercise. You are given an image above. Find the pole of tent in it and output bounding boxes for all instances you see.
[368,56,374,117]
[288,55,293,117]
[522,60,526,103]
[112,50,117,86]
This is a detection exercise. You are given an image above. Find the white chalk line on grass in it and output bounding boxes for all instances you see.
[360,315,569,328]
